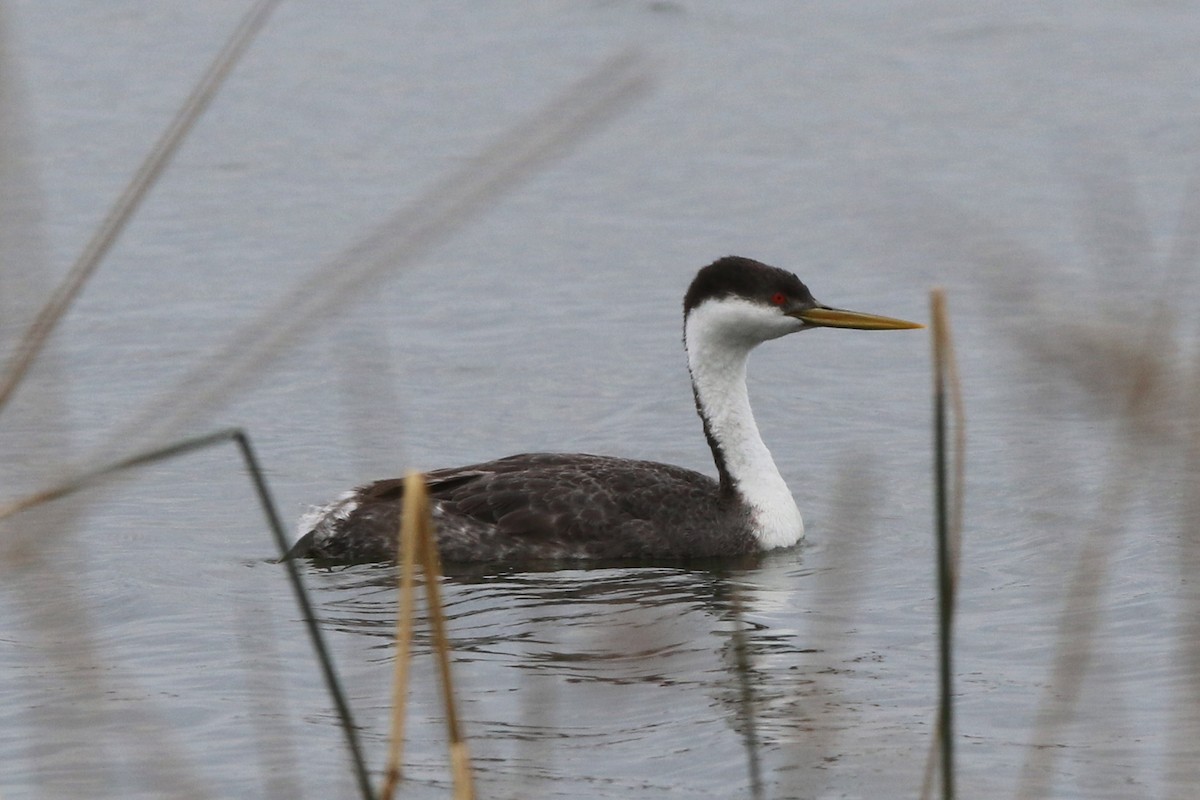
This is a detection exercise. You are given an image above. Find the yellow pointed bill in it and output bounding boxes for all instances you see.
[794,306,924,330]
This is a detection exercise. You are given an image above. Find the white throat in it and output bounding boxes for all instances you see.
[684,298,804,550]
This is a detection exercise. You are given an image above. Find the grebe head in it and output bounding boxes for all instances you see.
[683,256,924,347]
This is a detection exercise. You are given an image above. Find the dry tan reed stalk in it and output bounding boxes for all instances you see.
[380,472,475,800]
[416,488,475,800]
[930,289,965,587]
[0,0,281,417]
[381,471,426,799]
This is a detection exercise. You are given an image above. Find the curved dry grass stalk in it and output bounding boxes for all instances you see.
[84,48,651,463]
[0,0,281,417]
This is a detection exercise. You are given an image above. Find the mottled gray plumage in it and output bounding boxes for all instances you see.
[294,453,756,562]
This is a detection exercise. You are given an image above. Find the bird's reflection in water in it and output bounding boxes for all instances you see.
[302,544,890,795]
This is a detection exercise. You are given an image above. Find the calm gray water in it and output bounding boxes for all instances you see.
[3,2,1199,798]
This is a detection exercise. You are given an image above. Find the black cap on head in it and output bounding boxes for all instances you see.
[683,256,816,315]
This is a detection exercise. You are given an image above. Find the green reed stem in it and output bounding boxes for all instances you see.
[931,289,957,800]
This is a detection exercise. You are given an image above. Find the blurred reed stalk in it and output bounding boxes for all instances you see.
[1003,167,1193,794]
[1012,300,1182,797]
[1171,349,1200,800]
[920,289,964,800]
[232,593,303,800]
[71,47,651,470]
[0,0,280,417]
[727,588,765,800]
[382,472,475,800]
[1,14,281,784]
[0,428,375,800]
[0,428,243,520]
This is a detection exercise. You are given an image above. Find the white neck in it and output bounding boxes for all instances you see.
[684,298,804,550]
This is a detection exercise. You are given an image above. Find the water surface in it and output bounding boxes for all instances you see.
[2,2,1199,797]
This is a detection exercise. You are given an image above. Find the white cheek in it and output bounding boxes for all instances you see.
[686,297,801,346]
[764,314,805,340]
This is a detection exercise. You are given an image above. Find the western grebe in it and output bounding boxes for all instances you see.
[292,256,922,563]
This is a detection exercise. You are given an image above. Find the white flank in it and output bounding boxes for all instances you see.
[296,490,360,544]
[684,297,805,550]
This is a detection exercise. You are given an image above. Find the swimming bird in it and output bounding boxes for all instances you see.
[292,256,922,563]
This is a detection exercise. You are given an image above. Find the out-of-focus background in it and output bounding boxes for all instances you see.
[2,2,1198,798]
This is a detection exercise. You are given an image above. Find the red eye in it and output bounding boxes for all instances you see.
[771,292,787,306]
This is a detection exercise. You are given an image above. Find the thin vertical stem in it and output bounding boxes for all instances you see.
[233,431,376,800]
[931,289,956,800]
